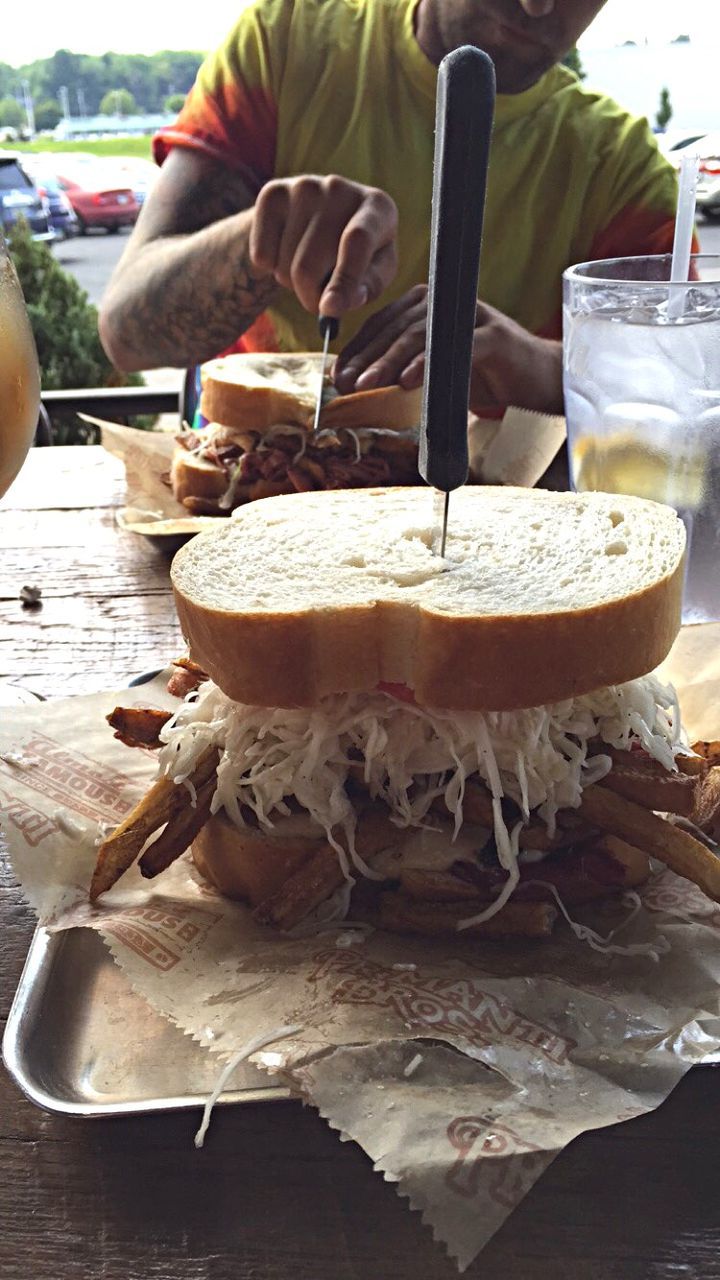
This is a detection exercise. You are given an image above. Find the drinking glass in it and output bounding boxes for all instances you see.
[563,254,720,624]
[0,233,40,500]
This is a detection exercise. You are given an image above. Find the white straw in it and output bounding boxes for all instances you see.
[667,152,699,320]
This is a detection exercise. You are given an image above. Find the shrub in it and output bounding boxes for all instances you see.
[7,218,148,443]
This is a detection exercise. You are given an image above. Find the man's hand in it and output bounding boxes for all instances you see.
[249,175,398,318]
[333,284,564,415]
[99,150,400,372]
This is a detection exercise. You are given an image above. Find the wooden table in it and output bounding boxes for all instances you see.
[1,447,719,1280]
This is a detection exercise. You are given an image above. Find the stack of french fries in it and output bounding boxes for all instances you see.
[91,673,720,940]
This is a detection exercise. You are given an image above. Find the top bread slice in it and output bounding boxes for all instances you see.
[170,486,686,711]
[200,352,422,433]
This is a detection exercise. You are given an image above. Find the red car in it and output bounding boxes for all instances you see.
[52,162,139,234]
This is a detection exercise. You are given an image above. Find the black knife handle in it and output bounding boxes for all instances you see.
[419,46,496,492]
[319,314,339,342]
[318,271,340,342]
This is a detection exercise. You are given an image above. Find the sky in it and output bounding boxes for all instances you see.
[2,0,718,66]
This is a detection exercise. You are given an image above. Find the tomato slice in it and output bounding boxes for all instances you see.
[376,681,417,705]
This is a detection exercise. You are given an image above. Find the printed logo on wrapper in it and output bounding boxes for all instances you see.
[0,784,59,847]
[446,1118,549,1209]
[311,950,574,1065]
[643,868,720,928]
[102,902,223,972]
[1,735,133,823]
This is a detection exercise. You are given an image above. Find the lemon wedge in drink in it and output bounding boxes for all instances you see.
[573,432,705,510]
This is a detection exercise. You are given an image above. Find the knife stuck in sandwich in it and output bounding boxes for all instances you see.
[419,45,495,557]
[312,312,339,436]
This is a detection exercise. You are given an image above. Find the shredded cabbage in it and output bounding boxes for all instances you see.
[522,884,671,961]
[194,1023,301,1148]
[158,673,686,916]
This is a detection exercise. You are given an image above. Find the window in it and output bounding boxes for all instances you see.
[0,161,34,191]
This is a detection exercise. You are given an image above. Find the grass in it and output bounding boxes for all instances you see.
[13,137,153,160]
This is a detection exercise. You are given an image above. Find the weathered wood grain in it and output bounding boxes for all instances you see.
[0,449,181,697]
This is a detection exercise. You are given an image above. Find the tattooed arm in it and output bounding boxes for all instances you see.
[99,150,275,371]
[99,149,399,372]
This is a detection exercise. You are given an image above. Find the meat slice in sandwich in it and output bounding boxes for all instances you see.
[91,486,720,940]
[171,353,422,516]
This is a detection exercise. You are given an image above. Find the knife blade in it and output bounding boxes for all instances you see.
[312,313,339,435]
[419,45,496,557]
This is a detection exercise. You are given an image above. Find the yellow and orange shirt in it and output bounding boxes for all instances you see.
[155,0,683,354]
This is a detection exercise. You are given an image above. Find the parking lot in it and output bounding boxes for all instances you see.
[54,228,182,393]
[54,227,132,308]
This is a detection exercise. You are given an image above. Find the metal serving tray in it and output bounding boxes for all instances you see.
[3,926,289,1117]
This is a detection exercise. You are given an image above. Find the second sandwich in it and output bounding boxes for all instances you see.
[171,352,423,515]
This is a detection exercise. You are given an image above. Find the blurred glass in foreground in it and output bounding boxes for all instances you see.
[0,234,40,499]
[564,254,720,625]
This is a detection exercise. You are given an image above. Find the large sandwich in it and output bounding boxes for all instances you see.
[171,353,422,516]
[91,486,720,941]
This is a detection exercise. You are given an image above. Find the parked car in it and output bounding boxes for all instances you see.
[19,160,78,239]
[102,157,157,209]
[0,151,54,242]
[695,136,720,221]
[43,156,139,234]
[672,133,720,220]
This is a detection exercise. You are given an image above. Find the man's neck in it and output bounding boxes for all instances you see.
[413,0,449,67]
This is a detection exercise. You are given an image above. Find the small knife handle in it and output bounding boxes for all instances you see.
[419,46,496,493]
[318,272,340,343]
[319,314,339,342]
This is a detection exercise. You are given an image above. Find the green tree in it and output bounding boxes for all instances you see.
[164,92,186,113]
[0,62,15,99]
[2,49,203,115]
[561,46,586,80]
[7,219,146,445]
[0,96,23,128]
[33,98,62,131]
[99,88,137,116]
[656,86,673,132]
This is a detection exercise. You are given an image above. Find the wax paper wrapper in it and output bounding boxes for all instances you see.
[2,628,719,1271]
[92,419,217,540]
[97,409,566,541]
[468,408,566,488]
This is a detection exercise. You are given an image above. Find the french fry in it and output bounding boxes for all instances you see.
[399,869,482,902]
[432,780,591,851]
[252,842,345,929]
[106,706,173,749]
[172,656,207,677]
[600,749,720,820]
[378,894,557,939]
[139,774,217,877]
[90,774,178,901]
[398,835,649,907]
[580,783,720,902]
[90,746,219,901]
[607,746,709,778]
[692,740,720,766]
[253,805,398,930]
[167,656,208,698]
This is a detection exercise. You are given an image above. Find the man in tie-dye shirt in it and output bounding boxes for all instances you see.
[99,0,683,416]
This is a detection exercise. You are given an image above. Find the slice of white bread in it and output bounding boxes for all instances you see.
[192,811,324,907]
[200,352,422,432]
[170,486,686,711]
[170,450,228,504]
